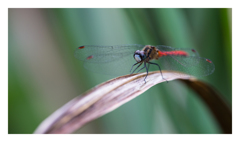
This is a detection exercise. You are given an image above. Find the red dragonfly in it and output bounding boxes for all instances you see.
[74,44,215,82]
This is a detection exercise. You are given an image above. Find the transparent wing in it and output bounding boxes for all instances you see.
[158,56,215,77]
[74,44,145,76]
[155,45,214,77]
[74,44,144,62]
[83,54,139,76]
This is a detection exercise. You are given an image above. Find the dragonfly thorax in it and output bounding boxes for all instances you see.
[134,50,146,62]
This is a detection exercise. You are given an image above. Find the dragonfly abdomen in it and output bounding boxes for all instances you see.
[158,51,188,57]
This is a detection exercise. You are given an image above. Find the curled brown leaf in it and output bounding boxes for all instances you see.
[34,71,231,134]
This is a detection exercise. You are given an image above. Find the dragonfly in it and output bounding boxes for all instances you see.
[74,44,215,82]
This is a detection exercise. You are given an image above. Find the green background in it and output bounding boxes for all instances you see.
[9,8,232,134]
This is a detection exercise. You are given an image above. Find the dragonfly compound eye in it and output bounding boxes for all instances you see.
[134,50,145,62]
[134,54,142,62]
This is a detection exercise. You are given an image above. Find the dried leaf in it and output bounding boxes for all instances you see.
[34,71,191,134]
[34,71,231,134]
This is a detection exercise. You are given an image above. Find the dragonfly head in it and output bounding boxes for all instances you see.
[134,50,146,62]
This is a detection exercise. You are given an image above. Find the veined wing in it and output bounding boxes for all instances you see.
[156,45,200,67]
[155,45,214,77]
[74,44,144,63]
[74,44,145,76]
[156,53,214,77]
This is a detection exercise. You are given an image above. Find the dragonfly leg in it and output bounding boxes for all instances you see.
[136,62,146,73]
[135,62,147,83]
[130,62,140,72]
[144,62,149,83]
[148,62,168,83]
[131,62,143,74]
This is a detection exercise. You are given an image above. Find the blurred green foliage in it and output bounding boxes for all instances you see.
[8,8,231,134]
